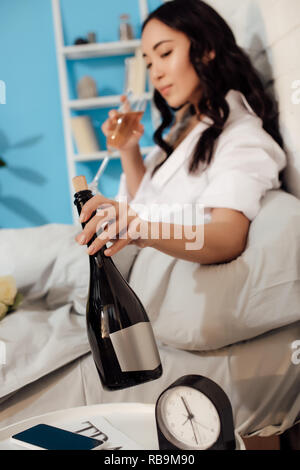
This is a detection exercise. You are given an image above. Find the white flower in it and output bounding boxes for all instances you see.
[0,301,8,320]
[0,276,17,306]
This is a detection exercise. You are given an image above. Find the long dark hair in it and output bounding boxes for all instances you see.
[142,0,284,177]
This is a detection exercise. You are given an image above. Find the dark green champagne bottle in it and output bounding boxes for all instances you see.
[73,176,162,390]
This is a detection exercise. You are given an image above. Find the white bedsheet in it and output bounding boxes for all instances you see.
[0,223,139,314]
[0,298,89,399]
[1,321,299,437]
[0,224,140,400]
[0,223,299,437]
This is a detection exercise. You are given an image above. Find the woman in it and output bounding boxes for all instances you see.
[76,0,286,264]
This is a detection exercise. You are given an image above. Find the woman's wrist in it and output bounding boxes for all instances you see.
[119,144,142,160]
[119,145,146,199]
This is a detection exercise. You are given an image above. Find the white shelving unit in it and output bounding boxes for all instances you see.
[73,146,155,163]
[51,0,156,222]
[68,91,153,111]
[62,39,142,59]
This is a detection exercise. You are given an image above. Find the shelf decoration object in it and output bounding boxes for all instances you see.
[119,14,134,41]
[87,32,97,43]
[125,47,147,98]
[77,76,98,100]
[71,116,100,155]
[74,37,89,45]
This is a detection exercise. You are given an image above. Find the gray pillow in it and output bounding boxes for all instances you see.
[128,190,300,350]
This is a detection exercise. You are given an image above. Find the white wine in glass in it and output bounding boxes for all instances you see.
[106,110,144,149]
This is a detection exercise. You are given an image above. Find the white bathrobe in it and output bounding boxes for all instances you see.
[116,89,286,223]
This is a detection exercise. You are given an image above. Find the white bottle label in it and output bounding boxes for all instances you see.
[109,322,161,372]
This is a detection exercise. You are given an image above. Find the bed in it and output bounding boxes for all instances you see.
[0,193,300,438]
[1,0,300,441]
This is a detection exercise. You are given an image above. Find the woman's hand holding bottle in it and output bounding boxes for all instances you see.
[75,193,151,257]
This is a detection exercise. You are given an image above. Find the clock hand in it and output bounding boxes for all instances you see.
[193,419,212,432]
[180,396,194,419]
[180,397,199,444]
[181,399,216,445]
[189,417,199,445]
[182,414,190,426]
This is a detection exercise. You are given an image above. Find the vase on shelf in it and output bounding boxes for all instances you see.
[77,76,98,100]
[87,32,97,43]
[119,14,134,41]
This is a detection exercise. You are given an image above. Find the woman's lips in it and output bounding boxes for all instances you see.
[160,85,173,96]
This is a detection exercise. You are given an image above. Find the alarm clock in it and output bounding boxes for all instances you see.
[155,375,236,450]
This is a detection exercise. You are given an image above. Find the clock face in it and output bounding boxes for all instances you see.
[157,385,221,450]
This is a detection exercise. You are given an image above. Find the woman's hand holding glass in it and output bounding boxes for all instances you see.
[77,95,147,255]
[101,95,145,153]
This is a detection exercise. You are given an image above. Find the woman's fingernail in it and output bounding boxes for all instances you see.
[78,234,86,244]
[87,245,95,254]
[80,212,86,222]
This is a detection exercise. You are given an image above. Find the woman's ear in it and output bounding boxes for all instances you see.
[203,50,216,64]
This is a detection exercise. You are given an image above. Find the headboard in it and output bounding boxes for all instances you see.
[203,0,300,198]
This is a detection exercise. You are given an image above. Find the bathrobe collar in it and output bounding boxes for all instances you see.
[150,119,212,189]
[149,89,254,190]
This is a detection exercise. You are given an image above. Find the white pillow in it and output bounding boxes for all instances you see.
[204,0,300,198]
[128,189,300,350]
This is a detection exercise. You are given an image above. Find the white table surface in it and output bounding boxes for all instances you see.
[0,403,245,450]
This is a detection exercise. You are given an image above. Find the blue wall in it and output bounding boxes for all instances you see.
[0,0,162,229]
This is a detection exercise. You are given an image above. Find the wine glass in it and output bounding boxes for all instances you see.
[88,93,146,195]
[106,97,146,149]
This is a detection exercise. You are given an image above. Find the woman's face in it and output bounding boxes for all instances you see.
[142,19,202,109]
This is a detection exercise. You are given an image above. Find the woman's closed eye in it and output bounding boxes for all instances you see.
[161,50,172,58]
[146,50,172,69]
